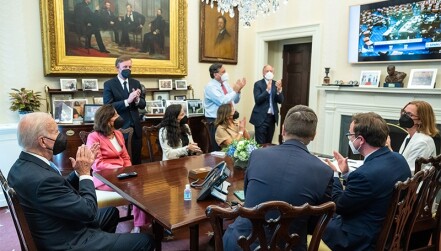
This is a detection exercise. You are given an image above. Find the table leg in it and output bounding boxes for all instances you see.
[189,224,199,251]
[152,220,164,251]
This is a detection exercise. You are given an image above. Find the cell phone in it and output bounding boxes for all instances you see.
[234,190,245,202]
[117,172,138,180]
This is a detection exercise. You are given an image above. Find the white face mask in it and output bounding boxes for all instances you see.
[220,72,229,82]
[348,136,361,154]
[264,71,274,80]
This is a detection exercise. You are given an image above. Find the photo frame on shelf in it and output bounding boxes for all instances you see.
[82,79,99,91]
[69,99,88,118]
[153,91,170,107]
[60,79,77,91]
[93,97,103,105]
[158,79,173,90]
[359,71,381,87]
[40,0,187,76]
[187,99,204,116]
[408,69,437,89]
[175,80,187,90]
[151,107,165,115]
[83,104,102,123]
[174,95,186,101]
[145,100,164,115]
[52,100,74,123]
[165,100,188,115]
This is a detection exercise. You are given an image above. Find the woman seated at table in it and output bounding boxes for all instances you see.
[159,104,202,160]
[215,103,250,148]
[86,104,148,233]
[389,100,438,172]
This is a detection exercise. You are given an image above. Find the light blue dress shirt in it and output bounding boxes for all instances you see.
[204,78,240,118]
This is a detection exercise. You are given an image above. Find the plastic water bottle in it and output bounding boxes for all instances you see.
[184,184,192,201]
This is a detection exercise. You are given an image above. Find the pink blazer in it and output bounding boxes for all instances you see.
[86,130,132,190]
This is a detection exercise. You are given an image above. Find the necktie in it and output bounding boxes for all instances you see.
[49,161,61,175]
[269,83,274,115]
[123,81,129,97]
[221,84,228,95]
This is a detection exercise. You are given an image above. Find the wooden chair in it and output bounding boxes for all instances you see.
[0,169,38,251]
[206,201,336,251]
[78,129,133,222]
[409,154,441,251]
[201,119,213,153]
[142,124,162,162]
[375,167,435,251]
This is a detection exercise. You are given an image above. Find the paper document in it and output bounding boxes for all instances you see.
[211,151,226,157]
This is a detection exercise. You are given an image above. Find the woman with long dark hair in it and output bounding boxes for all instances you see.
[159,104,202,160]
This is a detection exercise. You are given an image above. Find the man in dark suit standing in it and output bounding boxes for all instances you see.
[104,55,146,164]
[322,112,411,250]
[74,0,110,53]
[223,105,334,251]
[119,3,145,47]
[100,1,120,44]
[249,64,284,144]
[8,112,153,250]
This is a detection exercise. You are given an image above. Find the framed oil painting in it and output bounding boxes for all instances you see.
[199,2,238,64]
[408,69,437,89]
[40,0,187,76]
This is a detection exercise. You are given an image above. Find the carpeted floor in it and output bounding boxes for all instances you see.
[0,206,214,251]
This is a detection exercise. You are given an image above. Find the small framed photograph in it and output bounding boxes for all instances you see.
[153,91,170,107]
[187,99,205,116]
[70,99,88,119]
[158,79,173,90]
[175,80,187,90]
[52,100,74,123]
[82,79,99,91]
[165,100,188,115]
[408,69,437,89]
[359,71,381,87]
[174,95,186,101]
[93,97,103,105]
[83,104,102,123]
[60,79,77,91]
[151,107,165,115]
[145,100,164,114]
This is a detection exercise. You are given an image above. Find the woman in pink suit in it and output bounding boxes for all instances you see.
[86,104,148,233]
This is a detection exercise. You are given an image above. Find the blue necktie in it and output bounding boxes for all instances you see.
[49,161,61,175]
[269,82,274,115]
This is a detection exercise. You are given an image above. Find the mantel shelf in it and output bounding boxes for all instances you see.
[316,86,441,95]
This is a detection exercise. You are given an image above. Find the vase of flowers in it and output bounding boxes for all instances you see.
[224,139,260,169]
[9,88,43,118]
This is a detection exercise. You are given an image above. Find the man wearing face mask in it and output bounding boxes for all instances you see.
[322,112,411,251]
[204,63,246,151]
[104,55,146,165]
[250,64,284,144]
[393,100,437,172]
[7,112,154,250]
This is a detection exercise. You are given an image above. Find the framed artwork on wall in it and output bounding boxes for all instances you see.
[40,0,187,76]
[408,69,437,89]
[158,79,173,90]
[60,79,77,91]
[359,71,381,87]
[175,80,187,90]
[82,79,99,91]
[199,2,238,64]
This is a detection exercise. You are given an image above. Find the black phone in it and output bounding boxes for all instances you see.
[234,190,245,201]
[196,161,230,201]
[117,172,138,180]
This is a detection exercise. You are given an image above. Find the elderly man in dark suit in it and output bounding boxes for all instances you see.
[223,105,334,251]
[99,1,120,44]
[322,112,411,250]
[249,64,284,144]
[119,3,145,47]
[7,112,153,250]
[103,55,146,164]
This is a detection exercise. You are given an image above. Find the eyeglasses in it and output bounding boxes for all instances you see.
[401,109,418,118]
[345,133,356,140]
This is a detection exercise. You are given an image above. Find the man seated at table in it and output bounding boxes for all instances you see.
[322,112,411,251]
[7,112,153,251]
[223,105,334,250]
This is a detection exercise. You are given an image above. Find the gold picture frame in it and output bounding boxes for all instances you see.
[199,2,238,64]
[40,0,187,76]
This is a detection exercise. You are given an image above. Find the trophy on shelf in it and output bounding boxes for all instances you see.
[323,67,331,85]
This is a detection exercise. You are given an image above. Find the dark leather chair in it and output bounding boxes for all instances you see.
[0,169,38,251]
[142,124,162,162]
[409,154,441,251]
[206,201,336,251]
[201,119,213,153]
[375,167,435,251]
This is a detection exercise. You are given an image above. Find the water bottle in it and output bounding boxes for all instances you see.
[184,184,192,201]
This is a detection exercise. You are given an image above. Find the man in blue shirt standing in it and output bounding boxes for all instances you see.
[204,63,246,151]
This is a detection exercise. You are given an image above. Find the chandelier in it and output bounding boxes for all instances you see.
[202,0,289,27]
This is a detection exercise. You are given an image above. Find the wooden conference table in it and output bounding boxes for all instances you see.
[94,154,245,251]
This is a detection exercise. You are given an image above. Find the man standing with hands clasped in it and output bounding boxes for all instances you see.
[250,64,284,144]
[104,55,146,164]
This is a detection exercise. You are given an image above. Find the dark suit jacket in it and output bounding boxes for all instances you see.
[249,79,284,126]
[123,11,145,31]
[103,77,146,138]
[74,1,100,35]
[7,152,115,250]
[322,147,411,251]
[215,29,231,45]
[223,140,334,251]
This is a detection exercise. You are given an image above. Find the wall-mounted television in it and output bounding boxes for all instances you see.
[348,0,441,63]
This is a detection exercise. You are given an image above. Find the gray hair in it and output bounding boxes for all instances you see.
[17,112,52,151]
